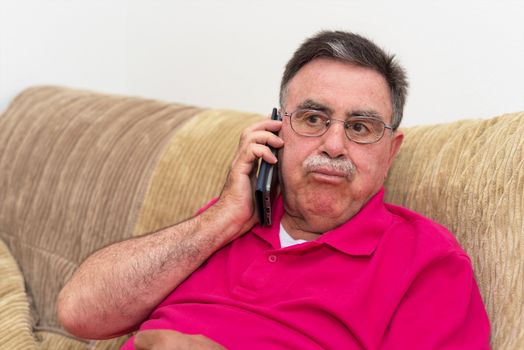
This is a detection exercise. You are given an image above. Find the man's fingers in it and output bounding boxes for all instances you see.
[245,131,284,149]
[231,143,278,177]
[234,128,283,170]
[242,118,282,134]
[134,330,226,350]
[134,330,156,350]
[232,118,284,172]
[250,143,279,163]
[239,128,283,149]
[134,330,184,350]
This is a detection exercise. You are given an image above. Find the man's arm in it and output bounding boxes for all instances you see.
[57,118,283,339]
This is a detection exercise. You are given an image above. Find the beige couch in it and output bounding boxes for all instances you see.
[0,86,522,349]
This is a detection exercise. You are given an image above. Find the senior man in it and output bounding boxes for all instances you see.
[58,31,490,349]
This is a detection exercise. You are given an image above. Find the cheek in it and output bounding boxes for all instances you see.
[279,144,304,182]
[352,146,392,180]
[279,128,300,172]
[279,138,313,186]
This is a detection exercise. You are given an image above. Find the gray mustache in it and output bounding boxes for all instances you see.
[303,155,356,178]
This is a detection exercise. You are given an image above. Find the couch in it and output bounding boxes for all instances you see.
[0,86,522,349]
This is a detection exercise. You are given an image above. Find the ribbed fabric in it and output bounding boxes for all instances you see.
[0,240,37,349]
[134,109,264,235]
[35,332,86,350]
[0,86,203,347]
[35,331,127,350]
[385,113,524,349]
[0,86,522,349]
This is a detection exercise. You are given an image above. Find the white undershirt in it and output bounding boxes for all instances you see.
[279,224,307,248]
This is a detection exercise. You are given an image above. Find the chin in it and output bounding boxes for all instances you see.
[307,201,343,218]
[303,199,350,229]
[306,189,348,213]
[282,177,371,230]
[302,213,347,234]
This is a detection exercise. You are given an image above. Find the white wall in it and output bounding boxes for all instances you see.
[1,0,523,126]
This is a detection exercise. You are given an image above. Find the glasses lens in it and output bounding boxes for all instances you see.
[345,118,385,143]
[291,110,329,136]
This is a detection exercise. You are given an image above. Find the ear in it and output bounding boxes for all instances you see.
[386,130,404,169]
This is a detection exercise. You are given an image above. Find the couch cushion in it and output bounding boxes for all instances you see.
[0,239,37,349]
[35,331,127,350]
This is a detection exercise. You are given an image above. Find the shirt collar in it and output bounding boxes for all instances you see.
[251,188,393,256]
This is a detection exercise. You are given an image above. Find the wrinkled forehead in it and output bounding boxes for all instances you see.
[283,58,393,124]
[293,98,386,122]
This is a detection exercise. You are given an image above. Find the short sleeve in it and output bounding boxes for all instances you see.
[380,252,490,349]
[194,197,219,216]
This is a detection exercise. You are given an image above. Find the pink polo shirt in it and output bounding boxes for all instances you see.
[121,189,490,349]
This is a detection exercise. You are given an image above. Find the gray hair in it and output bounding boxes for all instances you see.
[280,31,408,130]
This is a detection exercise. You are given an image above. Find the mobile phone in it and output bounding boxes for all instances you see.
[255,108,280,226]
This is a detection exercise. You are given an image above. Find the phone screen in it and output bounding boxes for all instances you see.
[254,108,280,226]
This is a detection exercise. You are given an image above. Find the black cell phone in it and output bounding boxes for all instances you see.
[255,108,280,226]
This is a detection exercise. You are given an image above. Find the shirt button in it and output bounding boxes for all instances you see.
[268,255,278,263]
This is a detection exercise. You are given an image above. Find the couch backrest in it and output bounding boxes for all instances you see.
[0,86,205,346]
[384,113,524,349]
[0,86,522,349]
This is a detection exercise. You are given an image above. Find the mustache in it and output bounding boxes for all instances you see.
[303,155,356,178]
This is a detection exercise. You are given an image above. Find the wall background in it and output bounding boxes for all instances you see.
[1,0,523,126]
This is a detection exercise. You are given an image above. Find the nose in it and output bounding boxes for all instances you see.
[319,121,348,159]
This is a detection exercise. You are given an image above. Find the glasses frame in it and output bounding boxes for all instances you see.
[282,109,394,144]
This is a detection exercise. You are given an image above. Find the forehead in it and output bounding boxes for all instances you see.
[285,58,393,123]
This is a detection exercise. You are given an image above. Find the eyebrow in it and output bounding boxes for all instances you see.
[297,99,334,114]
[347,109,384,121]
[297,99,384,121]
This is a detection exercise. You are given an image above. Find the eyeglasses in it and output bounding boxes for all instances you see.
[283,109,393,144]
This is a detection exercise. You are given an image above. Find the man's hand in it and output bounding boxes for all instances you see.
[213,117,284,239]
[134,330,226,350]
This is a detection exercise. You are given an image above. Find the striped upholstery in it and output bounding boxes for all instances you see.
[0,86,522,349]
[0,240,36,349]
[0,86,205,349]
[384,114,524,349]
[134,109,263,235]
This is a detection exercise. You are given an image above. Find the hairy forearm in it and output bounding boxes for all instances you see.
[58,118,282,340]
[58,204,243,339]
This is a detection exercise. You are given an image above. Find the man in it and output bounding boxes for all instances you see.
[58,31,490,349]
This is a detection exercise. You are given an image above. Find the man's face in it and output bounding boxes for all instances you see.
[279,58,404,234]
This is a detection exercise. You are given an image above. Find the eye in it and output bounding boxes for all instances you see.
[347,121,371,135]
[296,110,328,127]
[305,114,323,125]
